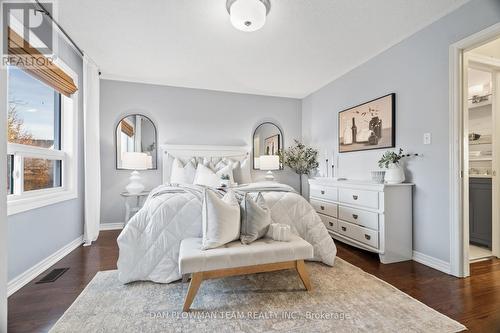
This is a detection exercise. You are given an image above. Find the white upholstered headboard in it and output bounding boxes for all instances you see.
[160,144,250,184]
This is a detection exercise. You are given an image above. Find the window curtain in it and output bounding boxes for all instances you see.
[83,55,101,245]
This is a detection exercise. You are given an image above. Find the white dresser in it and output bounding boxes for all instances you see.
[308,178,414,264]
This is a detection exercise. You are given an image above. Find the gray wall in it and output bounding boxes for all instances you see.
[7,34,84,281]
[100,80,302,224]
[302,0,500,263]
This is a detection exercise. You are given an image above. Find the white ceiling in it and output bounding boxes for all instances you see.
[57,0,470,98]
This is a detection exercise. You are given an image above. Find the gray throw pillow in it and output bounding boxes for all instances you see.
[240,192,271,244]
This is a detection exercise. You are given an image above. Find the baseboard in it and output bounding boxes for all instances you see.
[412,251,451,275]
[8,235,84,297]
[100,222,125,231]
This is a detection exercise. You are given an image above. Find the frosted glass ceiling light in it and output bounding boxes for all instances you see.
[226,0,271,32]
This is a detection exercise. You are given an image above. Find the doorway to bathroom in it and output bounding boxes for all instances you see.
[463,36,500,267]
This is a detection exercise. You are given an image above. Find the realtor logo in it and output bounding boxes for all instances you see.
[2,0,54,67]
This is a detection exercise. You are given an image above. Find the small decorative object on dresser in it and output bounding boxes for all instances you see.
[378,148,419,184]
[371,170,386,184]
[308,178,413,263]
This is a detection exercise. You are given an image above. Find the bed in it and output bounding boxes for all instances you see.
[116,144,337,284]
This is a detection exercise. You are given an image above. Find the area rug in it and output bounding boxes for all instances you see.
[50,259,466,332]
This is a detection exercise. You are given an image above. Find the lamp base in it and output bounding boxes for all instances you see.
[264,170,275,181]
[126,170,145,195]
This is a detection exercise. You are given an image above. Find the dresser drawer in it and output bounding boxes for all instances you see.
[311,199,337,218]
[339,188,379,209]
[319,214,338,232]
[338,206,378,230]
[310,185,338,201]
[338,220,379,249]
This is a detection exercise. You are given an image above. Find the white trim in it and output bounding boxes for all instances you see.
[161,144,250,157]
[100,223,125,231]
[449,22,500,278]
[7,235,83,297]
[412,251,451,275]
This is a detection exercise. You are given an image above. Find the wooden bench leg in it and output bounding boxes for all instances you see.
[295,260,312,291]
[183,272,203,312]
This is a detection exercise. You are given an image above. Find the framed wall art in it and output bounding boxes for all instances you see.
[338,93,395,153]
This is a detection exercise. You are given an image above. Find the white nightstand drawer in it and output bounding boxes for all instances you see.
[319,214,338,232]
[338,220,379,249]
[311,199,337,218]
[310,185,338,201]
[339,188,379,209]
[338,206,378,230]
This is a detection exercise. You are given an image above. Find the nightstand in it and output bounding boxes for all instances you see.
[120,191,150,223]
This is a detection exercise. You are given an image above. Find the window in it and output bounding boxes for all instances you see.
[7,64,78,215]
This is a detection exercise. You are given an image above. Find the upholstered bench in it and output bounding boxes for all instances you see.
[179,234,314,311]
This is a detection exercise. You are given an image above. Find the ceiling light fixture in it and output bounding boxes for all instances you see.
[226,0,271,32]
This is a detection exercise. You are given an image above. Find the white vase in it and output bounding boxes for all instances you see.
[126,170,145,194]
[384,163,405,184]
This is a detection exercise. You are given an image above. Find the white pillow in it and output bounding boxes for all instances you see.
[170,158,196,184]
[202,190,240,250]
[194,163,234,188]
[230,158,252,185]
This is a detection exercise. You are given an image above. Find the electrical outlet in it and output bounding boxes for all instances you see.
[423,133,431,145]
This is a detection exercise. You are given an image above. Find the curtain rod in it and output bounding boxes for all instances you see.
[34,0,84,57]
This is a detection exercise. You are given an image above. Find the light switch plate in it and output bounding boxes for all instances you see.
[423,133,431,145]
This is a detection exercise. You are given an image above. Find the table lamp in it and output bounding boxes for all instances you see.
[259,155,280,181]
[122,152,152,194]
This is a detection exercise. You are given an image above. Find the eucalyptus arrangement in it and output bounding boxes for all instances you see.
[377,149,418,184]
[378,148,405,169]
[280,140,319,195]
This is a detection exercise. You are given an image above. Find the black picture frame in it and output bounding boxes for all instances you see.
[338,93,396,153]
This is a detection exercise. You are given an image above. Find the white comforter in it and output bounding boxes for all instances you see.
[117,182,336,284]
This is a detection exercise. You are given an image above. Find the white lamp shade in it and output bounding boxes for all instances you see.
[229,0,267,32]
[259,155,279,171]
[122,152,151,170]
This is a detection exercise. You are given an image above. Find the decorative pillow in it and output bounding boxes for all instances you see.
[202,190,241,250]
[194,163,234,188]
[170,158,196,184]
[266,223,291,242]
[194,164,220,187]
[230,158,252,185]
[240,192,271,244]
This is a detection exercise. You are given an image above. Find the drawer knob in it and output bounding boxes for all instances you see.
[352,195,358,200]
[320,205,325,210]
[329,222,334,227]
[321,190,325,195]
[352,214,358,219]
[341,226,346,231]
[365,234,371,240]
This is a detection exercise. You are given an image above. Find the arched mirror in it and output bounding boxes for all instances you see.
[116,114,157,170]
[253,122,284,170]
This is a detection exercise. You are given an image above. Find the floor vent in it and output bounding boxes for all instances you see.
[36,268,69,284]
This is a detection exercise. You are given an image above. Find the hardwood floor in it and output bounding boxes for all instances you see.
[8,230,500,332]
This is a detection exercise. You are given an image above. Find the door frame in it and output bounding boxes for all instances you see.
[449,22,500,277]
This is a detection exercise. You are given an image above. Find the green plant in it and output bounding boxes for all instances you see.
[378,148,414,169]
[280,140,319,195]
